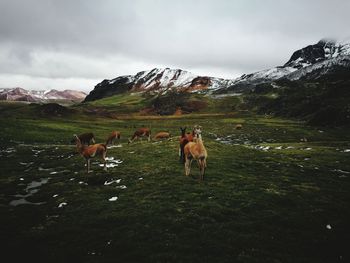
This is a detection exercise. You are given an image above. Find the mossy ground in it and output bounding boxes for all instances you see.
[0,102,349,262]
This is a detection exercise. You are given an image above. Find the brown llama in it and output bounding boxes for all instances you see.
[106,131,121,146]
[235,124,243,130]
[179,127,194,163]
[71,132,95,145]
[153,131,171,140]
[184,125,207,180]
[128,127,151,144]
[73,134,107,173]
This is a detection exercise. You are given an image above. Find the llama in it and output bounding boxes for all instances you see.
[128,127,151,144]
[106,131,121,146]
[184,125,207,180]
[153,131,171,140]
[179,127,194,163]
[71,132,95,145]
[73,134,107,173]
[235,124,243,130]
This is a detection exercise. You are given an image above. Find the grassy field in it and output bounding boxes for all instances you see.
[0,101,349,262]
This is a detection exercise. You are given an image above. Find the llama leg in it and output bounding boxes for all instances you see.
[185,158,193,176]
[189,159,193,176]
[185,157,190,176]
[197,160,202,180]
[200,160,205,181]
[182,147,185,163]
[196,159,202,180]
[128,136,135,144]
[179,146,184,163]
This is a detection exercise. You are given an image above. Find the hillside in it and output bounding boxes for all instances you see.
[242,68,350,126]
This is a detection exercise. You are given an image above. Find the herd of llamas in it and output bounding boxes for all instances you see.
[72,125,209,180]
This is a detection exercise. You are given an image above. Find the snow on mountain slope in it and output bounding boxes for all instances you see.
[231,66,298,86]
[85,38,350,101]
[285,54,350,81]
[222,39,350,92]
[84,68,236,101]
[0,88,87,102]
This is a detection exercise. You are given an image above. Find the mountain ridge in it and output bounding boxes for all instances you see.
[84,38,350,102]
[0,87,87,102]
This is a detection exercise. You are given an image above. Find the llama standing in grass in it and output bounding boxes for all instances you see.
[179,127,194,163]
[73,134,107,173]
[184,125,207,180]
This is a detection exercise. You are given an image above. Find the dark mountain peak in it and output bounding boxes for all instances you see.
[318,38,336,45]
[284,41,326,68]
[284,39,347,69]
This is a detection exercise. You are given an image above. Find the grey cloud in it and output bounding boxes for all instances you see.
[0,0,349,90]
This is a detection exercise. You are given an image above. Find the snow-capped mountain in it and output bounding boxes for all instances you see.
[0,88,87,102]
[84,39,350,101]
[84,68,235,101]
[221,39,350,92]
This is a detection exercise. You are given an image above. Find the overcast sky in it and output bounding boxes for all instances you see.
[0,0,349,92]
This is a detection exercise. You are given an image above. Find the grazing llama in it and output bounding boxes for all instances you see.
[179,127,194,163]
[106,131,121,146]
[71,132,95,145]
[235,124,243,130]
[128,127,151,144]
[184,125,207,180]
[153,131,171,140]
[73,134,107,173]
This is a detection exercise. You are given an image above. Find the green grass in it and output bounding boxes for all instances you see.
[0,102,350,262]
[79,93,149,114]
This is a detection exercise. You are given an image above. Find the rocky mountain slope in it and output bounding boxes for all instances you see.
[0,88,87,102]
[84,68,235,101]
[84,39,350,102]
[219,39,350,92]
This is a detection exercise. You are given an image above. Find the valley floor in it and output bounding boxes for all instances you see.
[0,110,349,262]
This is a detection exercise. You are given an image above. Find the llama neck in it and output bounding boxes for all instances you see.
[75,138,85,153]
[195,134,205,147]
